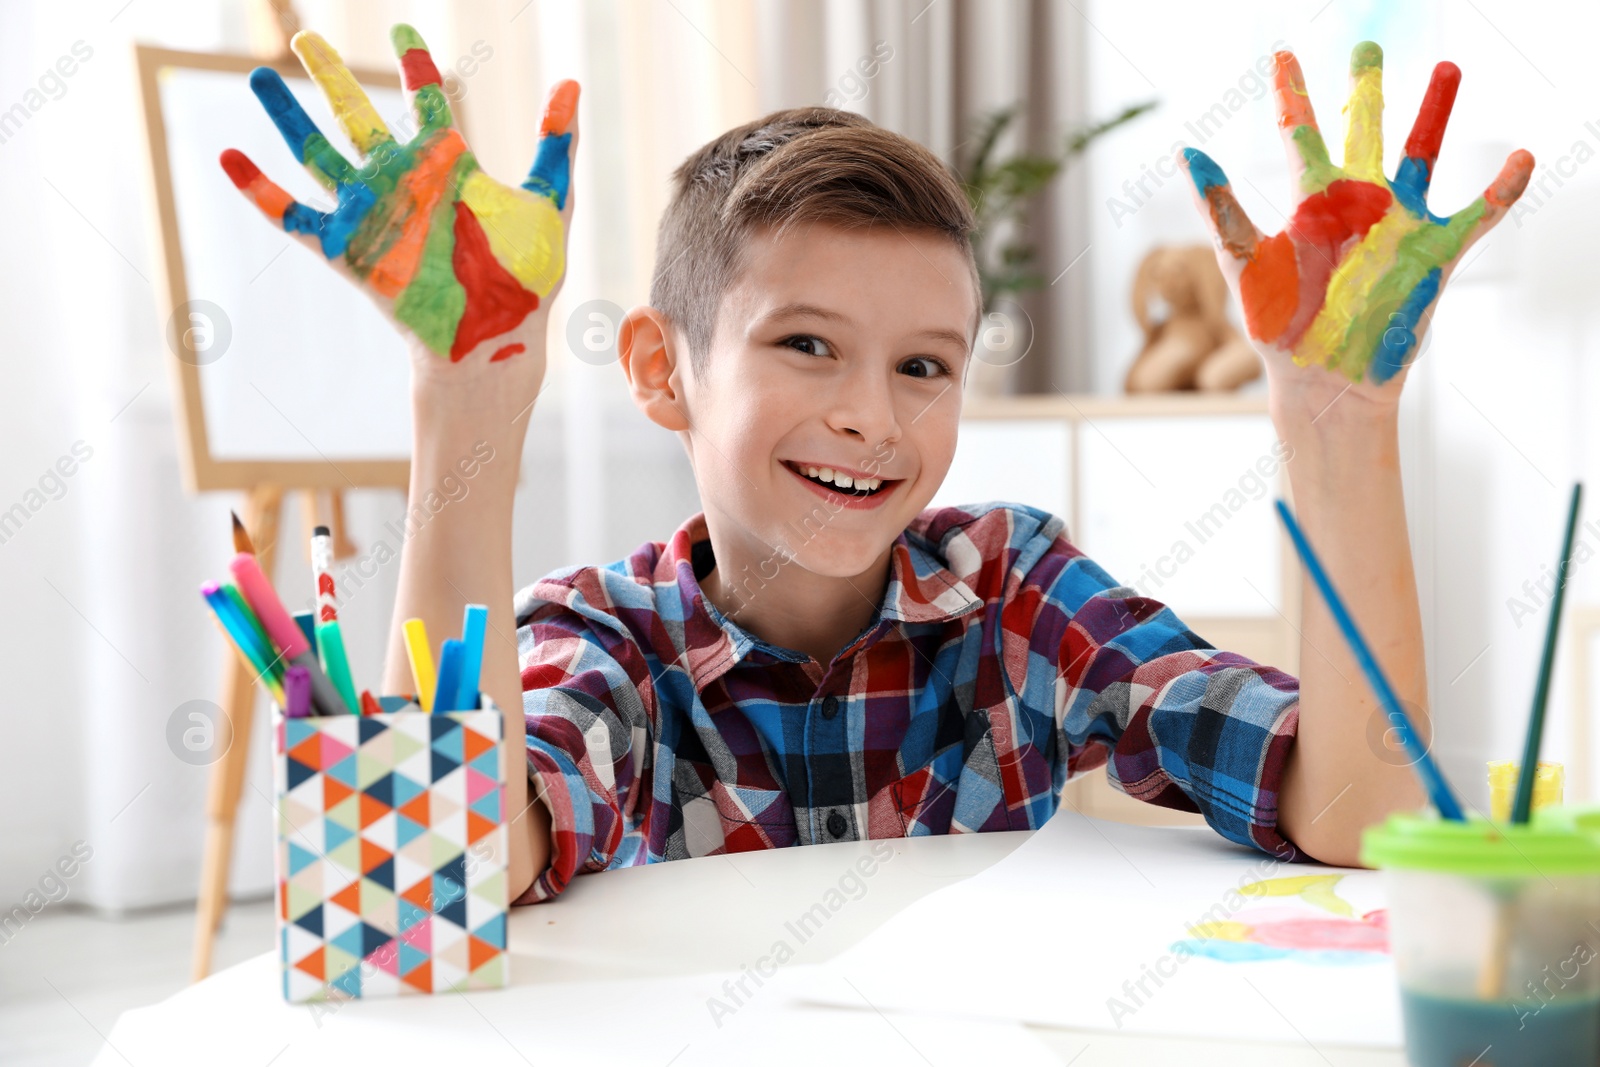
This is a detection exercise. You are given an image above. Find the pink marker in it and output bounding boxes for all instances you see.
[229,552,351,716]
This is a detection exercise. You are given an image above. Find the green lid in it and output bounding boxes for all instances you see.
[1532,803,1600,836]
[1361,810,1600,876]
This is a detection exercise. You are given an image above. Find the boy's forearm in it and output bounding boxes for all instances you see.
[1274,403,1429,865]
[382,389,549,899]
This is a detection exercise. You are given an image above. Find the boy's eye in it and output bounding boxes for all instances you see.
[900,356,950,379]
[781,334,833,357]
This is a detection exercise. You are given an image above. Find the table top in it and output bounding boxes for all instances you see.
[97,829,1407,1066]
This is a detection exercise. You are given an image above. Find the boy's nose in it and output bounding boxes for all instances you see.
[826,375,901,447]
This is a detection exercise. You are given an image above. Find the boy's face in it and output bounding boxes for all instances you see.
[677,222,977,579]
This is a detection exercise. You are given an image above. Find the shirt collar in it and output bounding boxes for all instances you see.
[656,512,983,687]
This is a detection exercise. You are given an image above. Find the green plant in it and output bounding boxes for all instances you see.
[958,100,1157,312]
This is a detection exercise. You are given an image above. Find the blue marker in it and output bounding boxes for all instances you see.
[454,604,487,712]
[433,638,465,714]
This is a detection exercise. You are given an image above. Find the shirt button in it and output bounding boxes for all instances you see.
[821,695,839,719]
[826,811,847,838]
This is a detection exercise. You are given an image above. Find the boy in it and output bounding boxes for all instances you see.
[224,29,1532,906]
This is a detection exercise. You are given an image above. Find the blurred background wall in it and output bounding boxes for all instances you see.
[0,0,1594,913]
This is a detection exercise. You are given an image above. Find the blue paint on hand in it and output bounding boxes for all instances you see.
[1391,157,1450,224]
[1183,147,1229,195]
[1370,266,1441,384]
[250,67,320,164]
[523,131,572,210]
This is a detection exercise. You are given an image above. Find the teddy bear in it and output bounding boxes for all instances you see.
[1124,244,1262,393]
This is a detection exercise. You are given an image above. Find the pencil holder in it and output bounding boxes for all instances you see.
[272,695,510,1002]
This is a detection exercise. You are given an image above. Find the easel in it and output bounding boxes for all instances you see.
[132,0,413,980]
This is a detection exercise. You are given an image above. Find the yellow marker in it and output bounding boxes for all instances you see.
[291,31,393,155]
[1488,760,1564,823]
[404,618,437,713]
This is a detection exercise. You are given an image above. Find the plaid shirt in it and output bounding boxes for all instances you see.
[511,502,1303,905]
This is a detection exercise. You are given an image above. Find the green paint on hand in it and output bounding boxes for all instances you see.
[1293,125,1340,192]
[393,155,472,354]
[1336,198,1485,376]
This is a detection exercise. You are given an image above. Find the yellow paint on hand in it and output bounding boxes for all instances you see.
[1343,63,1385,183]
[1239,874,1355,917]
[1295,205,1421,369]
[292,31,393,155]
[459,169,566,296]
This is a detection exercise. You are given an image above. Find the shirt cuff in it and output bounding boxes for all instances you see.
[510,739,596,905]
[1237,699,1309,864]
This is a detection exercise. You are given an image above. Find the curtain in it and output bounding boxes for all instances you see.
[0,0,1074,910]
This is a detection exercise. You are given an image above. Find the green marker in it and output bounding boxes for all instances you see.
[315,619,360,715]
[222,582,285,682]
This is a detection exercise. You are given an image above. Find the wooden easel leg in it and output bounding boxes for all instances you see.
[191,483,284,982]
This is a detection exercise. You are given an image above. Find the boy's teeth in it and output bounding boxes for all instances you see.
[796,463,883,492]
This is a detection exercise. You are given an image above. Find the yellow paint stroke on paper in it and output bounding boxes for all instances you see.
[1239,874,1355,917]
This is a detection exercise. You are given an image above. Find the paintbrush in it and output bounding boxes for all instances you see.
[1511,483,1583,823]
[1274,499,1465,821]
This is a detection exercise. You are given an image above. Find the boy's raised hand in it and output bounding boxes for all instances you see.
[1178,42,1533,407]
[219,25,577,405]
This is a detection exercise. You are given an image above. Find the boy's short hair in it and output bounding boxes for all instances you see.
[649,108,981,379]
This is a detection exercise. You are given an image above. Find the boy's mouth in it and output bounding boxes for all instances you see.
[781,460,898,499]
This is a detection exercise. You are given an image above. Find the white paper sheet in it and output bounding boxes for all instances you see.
[95,952,1062,1067]
[793,809,1403,1048]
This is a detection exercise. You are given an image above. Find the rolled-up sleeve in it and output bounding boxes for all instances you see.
[1013,531,1304,862]
[511,580,657,905]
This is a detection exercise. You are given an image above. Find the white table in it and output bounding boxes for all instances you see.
[96,830,1407,1065]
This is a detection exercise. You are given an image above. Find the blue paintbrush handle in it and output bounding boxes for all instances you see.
[1274,500,1465,822]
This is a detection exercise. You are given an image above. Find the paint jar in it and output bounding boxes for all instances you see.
[1362,812,1600,1067]
[1486,759,1564,822]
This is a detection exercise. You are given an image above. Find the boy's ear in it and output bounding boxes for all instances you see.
[618,306,691,432]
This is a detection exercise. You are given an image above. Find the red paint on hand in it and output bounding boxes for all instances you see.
[1242,179,1390,349]
[449,202,542,361]
[221,148,295,222]
[400,48,442,90]
[1404,62,1461,165]
[489,343,525,362]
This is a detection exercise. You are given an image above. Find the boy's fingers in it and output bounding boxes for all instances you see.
[1343,41,1385,183]
[248,66,357,189]
[1457,148,1536,252]
[290,31,393,156]
[523,80,580,213]
[1395,61,1461,206]
[219,148,329,252]
[390,23,455,136]
[1179,147,1261,262]
[1271,50,1334,198]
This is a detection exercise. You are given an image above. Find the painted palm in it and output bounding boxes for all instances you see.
[220,26,576,363]
[1179,43,1533,386]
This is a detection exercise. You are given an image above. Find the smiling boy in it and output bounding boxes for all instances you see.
[226,29,1532,907]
